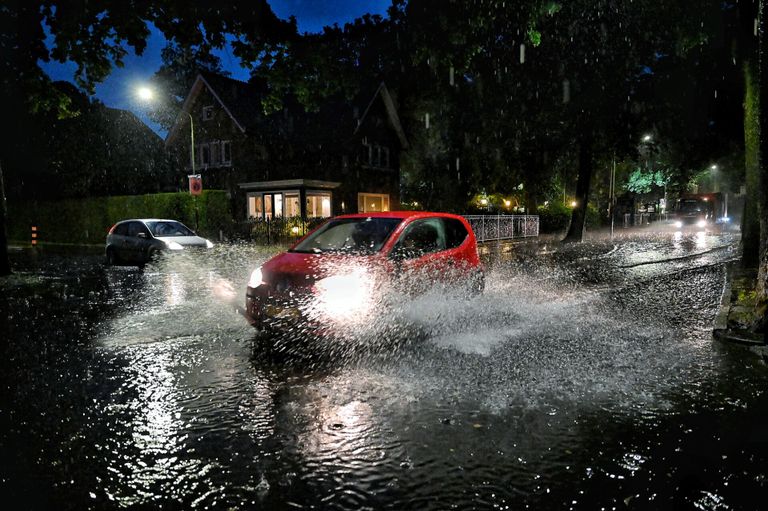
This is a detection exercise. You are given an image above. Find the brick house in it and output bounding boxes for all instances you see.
[165,72,408,220]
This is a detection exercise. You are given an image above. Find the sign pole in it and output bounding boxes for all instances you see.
[188,174,202,231]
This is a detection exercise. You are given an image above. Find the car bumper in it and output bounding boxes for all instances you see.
[244,286,316,331]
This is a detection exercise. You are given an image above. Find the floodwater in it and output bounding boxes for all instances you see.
[2,230,767,510]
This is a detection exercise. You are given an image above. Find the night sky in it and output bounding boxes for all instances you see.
[40,0,392,134]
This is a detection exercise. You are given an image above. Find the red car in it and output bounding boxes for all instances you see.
[244,212,484,333]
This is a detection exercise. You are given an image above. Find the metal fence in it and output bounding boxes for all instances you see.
[463,215,540,242]
[235,214,539,245]
[234,216,327,244]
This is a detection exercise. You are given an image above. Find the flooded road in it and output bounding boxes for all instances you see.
[2,231,767,510]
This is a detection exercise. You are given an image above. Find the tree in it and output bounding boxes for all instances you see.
[0,162,10,276]
[0,0,296,274]
[756,0,767,332]
[149,42,231,130]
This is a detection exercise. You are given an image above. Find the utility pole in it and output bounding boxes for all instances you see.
[0,160,11,276]
[610,153,616,238]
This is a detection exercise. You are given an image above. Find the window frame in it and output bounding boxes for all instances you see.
[202,105,214,121]
[390,217,447,260]
[358,192,390,213]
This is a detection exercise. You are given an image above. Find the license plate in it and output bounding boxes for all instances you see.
[264,304,300,319]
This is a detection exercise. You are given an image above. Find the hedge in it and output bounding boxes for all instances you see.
[7,190,232,245]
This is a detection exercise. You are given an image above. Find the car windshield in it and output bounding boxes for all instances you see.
[290,217,402,254]
[677,200,713,214]
[145,221,195,237]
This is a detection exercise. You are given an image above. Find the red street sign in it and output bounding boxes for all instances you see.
[188,174,202,196]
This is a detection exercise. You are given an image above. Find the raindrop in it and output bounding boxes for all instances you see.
[456,157,460,171]
[425,113,430,129]
[563,79,571,104]
[449,66,455,86]
[520,43,526,64]
[714,90,718,98]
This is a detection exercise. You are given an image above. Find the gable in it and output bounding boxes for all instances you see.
[165,74,249,147]
[353,83,409,149]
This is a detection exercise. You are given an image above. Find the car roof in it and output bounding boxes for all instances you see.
[117,218,183,223]
[332,211,467,221]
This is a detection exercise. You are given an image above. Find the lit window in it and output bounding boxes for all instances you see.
[358,193,390,213]
[248,195,264,219]
[306,192,332,218]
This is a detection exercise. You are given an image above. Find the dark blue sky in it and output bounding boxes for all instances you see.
[40,0,391,134]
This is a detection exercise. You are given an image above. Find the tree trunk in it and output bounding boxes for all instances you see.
[756,0,767,333]
[0,161,11,276]
[743,58,761,268]
[562,134,593,243]
[523,151,542,215]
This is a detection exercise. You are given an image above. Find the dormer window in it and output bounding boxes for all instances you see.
[202,105,214,121]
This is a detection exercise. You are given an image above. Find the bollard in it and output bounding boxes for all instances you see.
[31,225,37,246]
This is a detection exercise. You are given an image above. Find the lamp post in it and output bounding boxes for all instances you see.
[137,86,198,228]
[136,86,195,173]
[710,164,719,192]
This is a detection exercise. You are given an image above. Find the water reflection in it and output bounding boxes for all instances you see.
[6,234,767,510]
[163,271,185,307]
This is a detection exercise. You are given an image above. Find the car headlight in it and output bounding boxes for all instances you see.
[697,219,707,228]
[205,239,214,249]
[313,270,372,320]
[248,267,264,288]
[165,241,184,250]
[674,221,683,229]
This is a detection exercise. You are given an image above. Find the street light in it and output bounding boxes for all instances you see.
[136,85,195,175]
[137,86,153,101]
[137,85,199,228]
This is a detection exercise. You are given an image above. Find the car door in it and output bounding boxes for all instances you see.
[111,222,132,261]
[126,221,152,263]
[389,217,453,282]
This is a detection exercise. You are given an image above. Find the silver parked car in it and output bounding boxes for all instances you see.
[105,219,214,267]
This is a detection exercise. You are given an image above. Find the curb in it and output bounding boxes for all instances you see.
[712,263,767,358]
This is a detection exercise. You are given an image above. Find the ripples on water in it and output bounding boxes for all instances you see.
[3,232,767,509]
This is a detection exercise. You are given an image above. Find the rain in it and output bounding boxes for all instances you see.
[1,1,768,510]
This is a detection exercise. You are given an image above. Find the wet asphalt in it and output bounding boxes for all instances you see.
[2,229,767,510]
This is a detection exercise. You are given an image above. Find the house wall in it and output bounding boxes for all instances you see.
[168,80,404,220]
[344,96,402,212]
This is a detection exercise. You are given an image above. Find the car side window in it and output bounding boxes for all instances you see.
[443,218,469,249]
[114,223,129,236]
[392,218,447,259]
[127,222,150,238]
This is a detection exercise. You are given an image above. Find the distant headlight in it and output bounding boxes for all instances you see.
[205,239,214,249]
[721,216,730,223]
[674,221,683,229]
[165,241,184,250]
[313,270,373,320]
[248,267,263,288]
[697,219,707,228]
